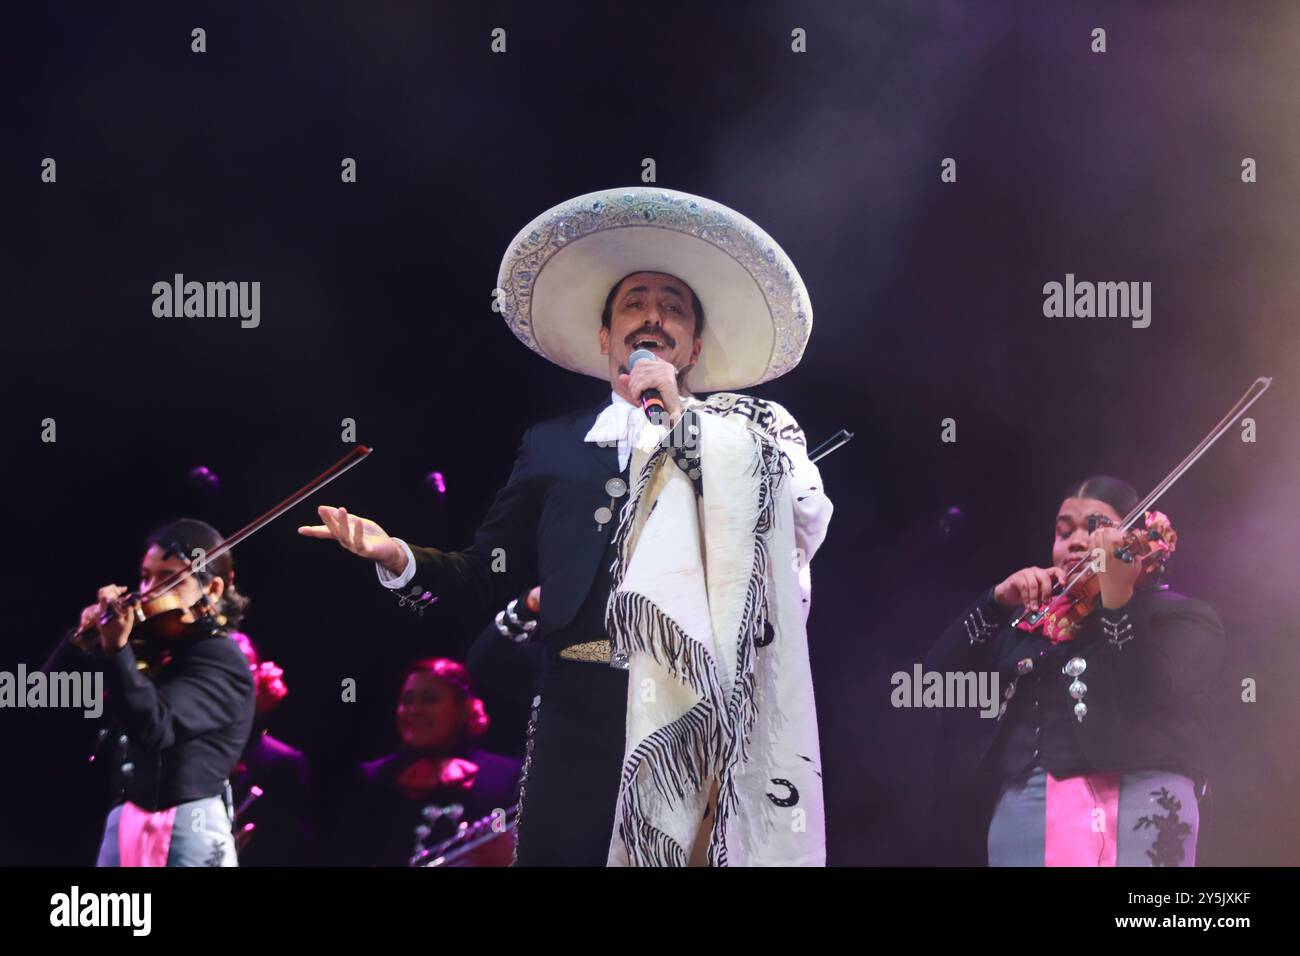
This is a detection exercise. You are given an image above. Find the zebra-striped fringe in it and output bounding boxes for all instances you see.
[616,770,690,867]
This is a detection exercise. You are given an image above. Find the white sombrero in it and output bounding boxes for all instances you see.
[496,187,812,393]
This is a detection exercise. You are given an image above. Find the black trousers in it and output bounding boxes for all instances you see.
[513,655,628,866]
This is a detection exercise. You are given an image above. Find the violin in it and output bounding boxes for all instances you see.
[72,585,229,673]
[1016,510,1177,642]
[1011,376,1271,643]
[68,445,373,672]
[126,589,220,639]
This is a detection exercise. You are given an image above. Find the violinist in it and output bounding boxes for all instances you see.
[927,476,1225,867]
[69,519,255,866]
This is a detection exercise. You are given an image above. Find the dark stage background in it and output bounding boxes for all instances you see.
[3,1,1298,866]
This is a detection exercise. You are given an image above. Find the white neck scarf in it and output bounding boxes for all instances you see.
[583,391,645,472]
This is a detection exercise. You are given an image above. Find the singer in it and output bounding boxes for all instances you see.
[301,186,833,866]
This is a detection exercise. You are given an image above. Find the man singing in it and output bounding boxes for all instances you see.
[300,187,833,866]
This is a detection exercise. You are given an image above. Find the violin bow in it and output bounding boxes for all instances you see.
[1011,376,1271,627]
[1116,377,1271,533]
[62,445,373,654]
[160,443,375,597]
[809,428,854,464]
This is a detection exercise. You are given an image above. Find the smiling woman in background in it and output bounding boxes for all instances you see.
[336,657,522,866]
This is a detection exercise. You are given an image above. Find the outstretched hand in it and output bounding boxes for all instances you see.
[298,505,408,575]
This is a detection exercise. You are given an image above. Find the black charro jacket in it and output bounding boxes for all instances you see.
[927,585,1225,786]
[100,633,255,811]
[389,401,701,653]
[47,629,255,813]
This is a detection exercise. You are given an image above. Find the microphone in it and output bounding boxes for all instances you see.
[627,348,668,424]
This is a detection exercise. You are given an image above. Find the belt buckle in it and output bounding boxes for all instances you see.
[558,639,615,666]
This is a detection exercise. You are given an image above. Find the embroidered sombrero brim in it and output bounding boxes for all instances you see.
[496,187,812,393]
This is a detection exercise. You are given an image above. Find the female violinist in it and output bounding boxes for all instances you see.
[928,476,1225,867]
[69,519,255,866]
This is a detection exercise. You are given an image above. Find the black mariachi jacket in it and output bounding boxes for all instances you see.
[388,400,701,652]
[99,634,255,811]
[927,585,1225,786]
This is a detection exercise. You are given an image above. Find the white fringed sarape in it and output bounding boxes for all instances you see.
[604,394,825,867]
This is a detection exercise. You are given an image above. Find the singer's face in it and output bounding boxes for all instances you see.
[599,271,702,387]
[1051,497,1123,571]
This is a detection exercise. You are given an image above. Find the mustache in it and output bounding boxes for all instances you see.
[624,325,677,349]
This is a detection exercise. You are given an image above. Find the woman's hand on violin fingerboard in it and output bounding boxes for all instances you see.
[994,566,1067,612]
[298,505,408,575]
[81,584,134,653]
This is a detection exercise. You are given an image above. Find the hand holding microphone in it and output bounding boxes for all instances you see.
[621,348,682,425]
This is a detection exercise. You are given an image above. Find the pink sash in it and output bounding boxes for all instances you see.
[1044,771,1120,867]
[118,802,178,867]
